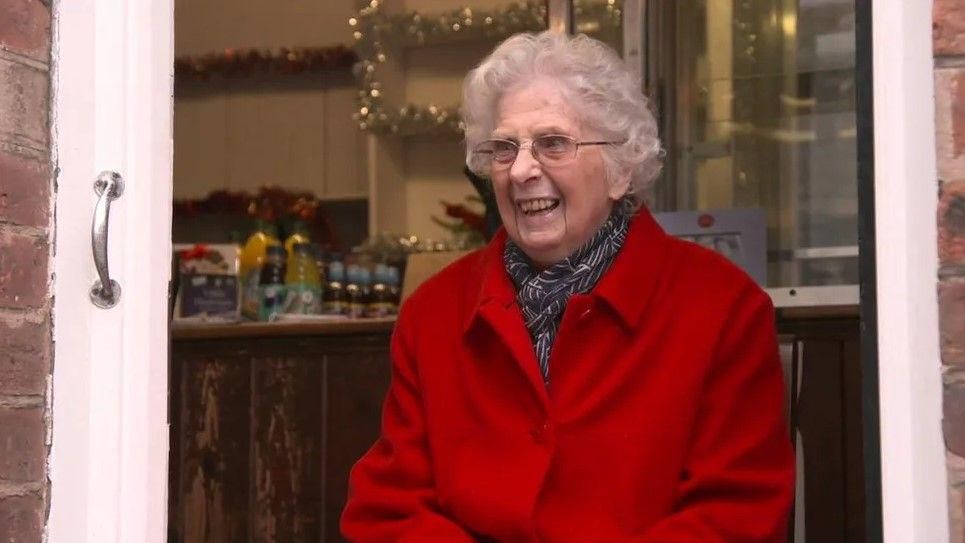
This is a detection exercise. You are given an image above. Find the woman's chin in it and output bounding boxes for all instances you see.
[508,207,568,263]
[516,230,566,265]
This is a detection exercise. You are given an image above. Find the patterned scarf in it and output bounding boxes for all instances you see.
[504,212,631,384]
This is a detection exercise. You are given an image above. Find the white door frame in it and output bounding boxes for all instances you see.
[872,1,949,542]
[47,0,173,542]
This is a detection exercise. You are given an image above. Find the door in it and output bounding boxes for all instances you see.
[46,1,174,542]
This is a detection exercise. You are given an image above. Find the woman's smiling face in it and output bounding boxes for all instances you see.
[491,79,629,267]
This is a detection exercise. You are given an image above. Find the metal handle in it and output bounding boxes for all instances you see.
[90,171,124,308]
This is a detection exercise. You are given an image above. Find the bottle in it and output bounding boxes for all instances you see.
[386,265,402,308]
[367,264,396,318]
[283,243,322,315]
[345,265,366,319]
[322,261,347,316]
[284,221,311,259]
[358,268,374,318]
[239,220,280,320]
[258,245,287,322]
[313,244,328,284]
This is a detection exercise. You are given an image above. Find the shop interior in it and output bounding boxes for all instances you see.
[167,0,864,541]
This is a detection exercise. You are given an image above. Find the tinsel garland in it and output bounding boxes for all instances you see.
[175,45,358,80]
[350,0,623,136]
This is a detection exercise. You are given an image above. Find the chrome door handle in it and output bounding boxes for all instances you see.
[90,171,124,308]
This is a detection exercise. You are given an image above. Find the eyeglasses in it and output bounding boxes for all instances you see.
[472,134,623,171]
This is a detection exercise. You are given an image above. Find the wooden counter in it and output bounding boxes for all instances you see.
[168,318,396,543]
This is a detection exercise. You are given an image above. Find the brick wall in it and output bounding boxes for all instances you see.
[0,0,52,541]
[936,0,965,541]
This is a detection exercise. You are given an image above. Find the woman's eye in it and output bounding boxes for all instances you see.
[491,141,517,159]
[540,136,569,152]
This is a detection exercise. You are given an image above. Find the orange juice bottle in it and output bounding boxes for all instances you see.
[284,221,311,259]
[239,220,280,319]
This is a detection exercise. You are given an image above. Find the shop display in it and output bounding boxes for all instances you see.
[174,230,404,323]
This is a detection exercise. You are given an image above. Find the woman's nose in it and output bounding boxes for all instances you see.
[509,144,540,184]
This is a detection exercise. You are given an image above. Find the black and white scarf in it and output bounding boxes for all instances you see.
[504,212,630,384]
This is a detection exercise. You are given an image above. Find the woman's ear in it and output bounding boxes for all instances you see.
[607,170,632,201]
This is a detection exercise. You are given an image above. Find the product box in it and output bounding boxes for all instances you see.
[173,243,241,322]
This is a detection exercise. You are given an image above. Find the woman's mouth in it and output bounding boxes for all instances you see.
[517,198,560,216]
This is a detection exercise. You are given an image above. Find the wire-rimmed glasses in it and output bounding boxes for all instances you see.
[472,134,624,172]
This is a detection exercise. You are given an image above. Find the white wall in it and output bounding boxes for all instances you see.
[173,0,366,200]
[175,0,355,54]
[174,75,367,200]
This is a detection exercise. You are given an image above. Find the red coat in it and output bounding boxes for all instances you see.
[342,210,795,542]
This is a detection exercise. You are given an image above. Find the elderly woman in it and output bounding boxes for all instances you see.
[342,31,794,542]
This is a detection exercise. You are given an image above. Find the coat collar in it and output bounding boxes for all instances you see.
[463,208,671,335]
[592,208,670,331]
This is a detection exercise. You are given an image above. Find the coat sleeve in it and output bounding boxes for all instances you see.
[340,307,475,543]
[634,287,796,543]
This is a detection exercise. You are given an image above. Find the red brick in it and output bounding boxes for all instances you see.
[0,57,48,148]
[936,0,965,56]
[946,385,965,456]
[0,493,43,542]
[956,73,965,158]
[941,279,965,366]
[950,486,964,543]
[0,408,44,482]
[937,69,965,181]
[948,453,965,542]
[940,180,965,266]
[0,0,49,62]
[0,231,47,309]
[959,505,965,543]
[0,150,48,228]
[0,317,49,396]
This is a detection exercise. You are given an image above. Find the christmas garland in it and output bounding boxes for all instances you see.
[175,45,358,80]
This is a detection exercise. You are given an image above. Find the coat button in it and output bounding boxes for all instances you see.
[531,421,551,444]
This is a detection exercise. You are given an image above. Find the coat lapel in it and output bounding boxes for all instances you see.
[464,231,550,407]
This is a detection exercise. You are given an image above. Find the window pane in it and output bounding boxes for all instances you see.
[657,0,858,288]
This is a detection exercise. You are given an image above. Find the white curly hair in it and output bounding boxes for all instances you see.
[462,30,663,212]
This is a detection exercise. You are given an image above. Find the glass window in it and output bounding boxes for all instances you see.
[650,0,858,288]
